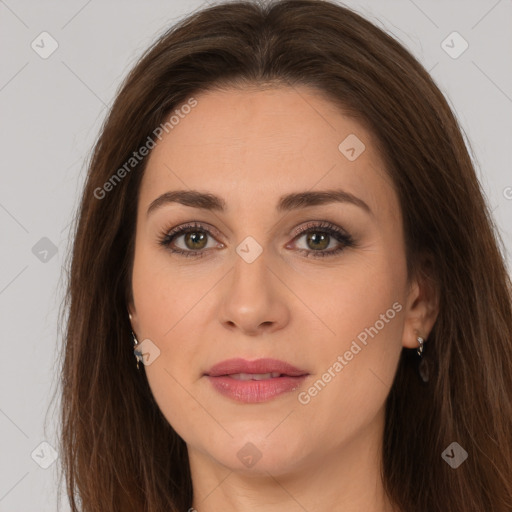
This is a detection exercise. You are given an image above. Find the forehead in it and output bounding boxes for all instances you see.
[139,86,397,219]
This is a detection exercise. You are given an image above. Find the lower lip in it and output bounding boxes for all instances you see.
[205,375,308,403]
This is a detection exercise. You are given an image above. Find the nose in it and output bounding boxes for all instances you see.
[218,249,290,336]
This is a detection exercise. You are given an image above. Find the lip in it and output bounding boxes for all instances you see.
[204,358,309,403]
[205,357,308,377]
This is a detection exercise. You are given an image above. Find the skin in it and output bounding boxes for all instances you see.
[128,85,439,512]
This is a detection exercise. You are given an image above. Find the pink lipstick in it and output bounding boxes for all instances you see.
[204,358,309,403]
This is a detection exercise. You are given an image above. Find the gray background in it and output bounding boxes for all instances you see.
[0,0,511,510]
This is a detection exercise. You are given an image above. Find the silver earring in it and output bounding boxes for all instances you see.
[416,335,430,383]
[129,313,143,370]
[131,329,143,370]
[416,336,424,357]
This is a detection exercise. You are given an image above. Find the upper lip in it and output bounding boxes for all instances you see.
[205,358,309,377]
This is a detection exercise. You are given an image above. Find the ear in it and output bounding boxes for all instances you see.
[402,255,439,349]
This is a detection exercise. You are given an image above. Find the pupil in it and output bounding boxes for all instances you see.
[186,231,206,249]
[308,233,328,250]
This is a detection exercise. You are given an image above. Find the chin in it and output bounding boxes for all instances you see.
[202,428,312,475]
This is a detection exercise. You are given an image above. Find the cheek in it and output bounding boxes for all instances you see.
[130,244,217,435]
[291,258,405,427]
[131,267,204,378]
[131,240,194,338]
[294,308,403,447]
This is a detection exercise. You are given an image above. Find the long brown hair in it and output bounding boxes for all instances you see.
[55,1,512,510]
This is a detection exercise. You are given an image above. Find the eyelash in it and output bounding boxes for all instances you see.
[157,220,356,259]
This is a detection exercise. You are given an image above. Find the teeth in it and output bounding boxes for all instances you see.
[228,372,281,380]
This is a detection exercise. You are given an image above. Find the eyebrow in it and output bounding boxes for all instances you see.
[146,189,372,217]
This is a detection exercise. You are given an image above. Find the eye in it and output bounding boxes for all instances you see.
[158,220,355,258]
[288,220,355,258]
[158,222,222,258]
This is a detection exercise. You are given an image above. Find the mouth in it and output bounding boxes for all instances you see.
[225,372,284,380]
[204,358,309,403]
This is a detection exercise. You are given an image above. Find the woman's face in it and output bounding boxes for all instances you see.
[128,85,428,477]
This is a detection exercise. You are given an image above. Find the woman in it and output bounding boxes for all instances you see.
[58,1,512,510]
